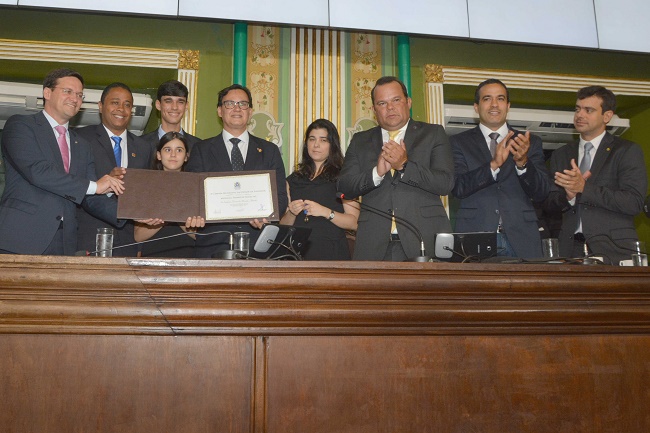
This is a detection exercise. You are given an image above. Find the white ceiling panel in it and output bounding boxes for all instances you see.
[329,0,469,37]
[468,0,598,48]
[17,0,178,16]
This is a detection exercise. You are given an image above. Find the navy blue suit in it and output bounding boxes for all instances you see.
[450,126,551,258]
[0,112,119,255]
[185,133,288,258]
[75,123,153,256]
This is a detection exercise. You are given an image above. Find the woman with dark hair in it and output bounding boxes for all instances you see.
[280,119,359,260]
[135,131,204,257]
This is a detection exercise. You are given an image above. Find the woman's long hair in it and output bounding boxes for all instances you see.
[294,118,344,181]
[152,131,189,171]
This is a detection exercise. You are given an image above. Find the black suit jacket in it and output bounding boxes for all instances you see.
[0,112,119,255]
[75,123,154,256]
[185,133,288,258]
[338,120,454,260]
[450,126,551,258]
[545,133,647,264]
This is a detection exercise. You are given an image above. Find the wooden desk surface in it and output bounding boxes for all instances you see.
[1,256,649,432]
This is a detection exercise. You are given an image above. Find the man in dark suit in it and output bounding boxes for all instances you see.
[450,79,551,258]
[185,84,288,258]
[338,76,454,261]
[0,68,124,255]
[141,80,200,153]
[547,85,647,264]
[76,83,154,256]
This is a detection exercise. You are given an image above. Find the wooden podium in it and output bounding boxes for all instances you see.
[1,255,649,433]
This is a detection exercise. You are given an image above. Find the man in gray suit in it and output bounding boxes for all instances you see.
[0,68,124,255]
[185,84,288,258]
[547,86,647,264]
[141,80,200,153]
[450,79,550,258]
[338,76,454,261]
[76,83,154,256]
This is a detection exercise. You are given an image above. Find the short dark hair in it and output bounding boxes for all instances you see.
[42,68,84,90]
[217,84,252,107]
[156,80,189,101]
[294,119,344,182]
[474,79,509,104]
[153,131,189,171]
[577,85,617,113]
[100,82,132,104]
[371,76,408,105]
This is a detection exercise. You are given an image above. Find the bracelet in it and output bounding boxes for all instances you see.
[328,210,335,220]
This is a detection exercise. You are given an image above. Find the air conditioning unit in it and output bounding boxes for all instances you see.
[0,81,152,135]
[444,104,630,149]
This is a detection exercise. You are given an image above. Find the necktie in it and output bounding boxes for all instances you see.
[54,125,70,173]
[230,137,245,171]
[488,132,500,158]
[387,130,400,234]
[579,142,593,174]
[111,136,122,167]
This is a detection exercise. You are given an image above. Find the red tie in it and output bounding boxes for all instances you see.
[54,125,70,173]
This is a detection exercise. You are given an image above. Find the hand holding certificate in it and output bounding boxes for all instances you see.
[117,169,280,223]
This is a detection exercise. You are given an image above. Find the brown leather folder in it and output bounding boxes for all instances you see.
[117,169,279,223]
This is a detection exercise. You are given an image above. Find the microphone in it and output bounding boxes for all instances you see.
[337,192,434,262]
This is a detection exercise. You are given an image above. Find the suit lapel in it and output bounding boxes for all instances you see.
[471,126,493,162]
[210,134,232,171]
[97,124,117,164]
[35,112,66,172]
[68,130,83,175]
[589,133,614,176]
[244,135,261,170]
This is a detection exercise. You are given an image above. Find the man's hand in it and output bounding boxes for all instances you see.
[109,167,127,179]
[135,218,165,227]
[554,158,591,200]
[376,151,392,177]
[250,218,269,229]
[382,138,408,171]
[96,174,125,195]
[509,131,531,168]
[184,216,205,231]
[490,130,513,171]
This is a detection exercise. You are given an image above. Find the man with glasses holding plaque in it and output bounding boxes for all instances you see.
[185,84,288,258]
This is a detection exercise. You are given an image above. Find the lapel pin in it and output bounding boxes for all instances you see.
[257,148,262,153]
[131,153,136,157]
[606,148,611,152]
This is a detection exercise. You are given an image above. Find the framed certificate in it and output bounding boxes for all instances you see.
[117,169,280,223]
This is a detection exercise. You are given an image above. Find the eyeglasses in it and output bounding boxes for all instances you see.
[54,87,85,101]
[222,100,250,110]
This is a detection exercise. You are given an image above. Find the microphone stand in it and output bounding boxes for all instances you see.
[337,192,435,262]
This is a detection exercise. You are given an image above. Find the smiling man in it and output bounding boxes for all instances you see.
[450,79,550,258]
[338,76,454,261]
[546,85,647,264]
[185,84,288,258]
[0,68,124,255]
[142,80,200,153]
[75,82,153,256]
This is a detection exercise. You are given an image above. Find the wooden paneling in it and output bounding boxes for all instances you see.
[1,255,650,432]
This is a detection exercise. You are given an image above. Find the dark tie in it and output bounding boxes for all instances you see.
[230,137,245,171]
[111,136,122,167]
[488,132,499,158]
[54,125,70,173]
[579,142,593,174]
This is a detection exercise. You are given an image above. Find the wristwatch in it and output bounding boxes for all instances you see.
[397,161,408,174]
[328,210,335,220]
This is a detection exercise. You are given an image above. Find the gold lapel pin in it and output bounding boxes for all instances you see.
[606,148,611,152]
[257,148,262,153]
[131,153,136,157]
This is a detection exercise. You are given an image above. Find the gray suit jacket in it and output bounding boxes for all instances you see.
[338,120,454,260]
[75,123,154,256]
[0,112,118,255]
[546,133,647,264]
[185,133,288,258]
[450,126,551,258]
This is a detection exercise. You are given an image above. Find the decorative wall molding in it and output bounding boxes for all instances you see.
[0,39,199,134]
[424,64,650,126]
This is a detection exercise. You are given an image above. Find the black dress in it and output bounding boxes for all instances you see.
[287,173,350,260]
[139,223,196,258]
